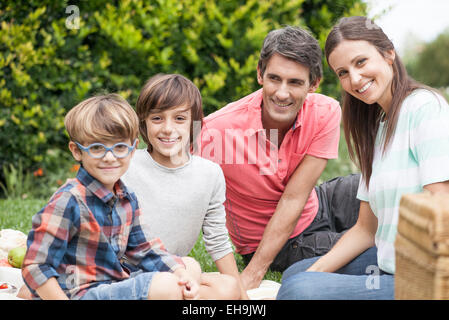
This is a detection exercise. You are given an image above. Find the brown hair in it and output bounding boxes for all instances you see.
[258,25,322,85]
[325,16,428,186]
[136,73,203,152]
[65,93,139,144]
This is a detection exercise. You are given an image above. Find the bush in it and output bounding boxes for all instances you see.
[0,0,366,194]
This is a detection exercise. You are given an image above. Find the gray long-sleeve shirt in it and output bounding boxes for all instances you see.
[122,149,233,261]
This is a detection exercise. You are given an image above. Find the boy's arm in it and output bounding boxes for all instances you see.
[22,192,76,298]
[202,166,234,262]
[35,277,69,300]
[215,253,249,300]
[203,167,248,298]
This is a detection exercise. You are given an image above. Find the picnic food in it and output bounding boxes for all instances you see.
[0,282,18,295]
[8,247,26,268]
[0,229,27,260]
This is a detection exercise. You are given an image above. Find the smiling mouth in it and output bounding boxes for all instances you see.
[158,137,180,144]
[100,166,120,170]
[272,100,292,108]
[357,80,373,93]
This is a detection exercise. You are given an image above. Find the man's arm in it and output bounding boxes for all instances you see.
[240,155,328,289]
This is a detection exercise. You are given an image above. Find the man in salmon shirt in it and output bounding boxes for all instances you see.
[199,25,361,290]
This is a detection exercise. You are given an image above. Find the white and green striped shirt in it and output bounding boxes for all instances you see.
[357,89,449,274]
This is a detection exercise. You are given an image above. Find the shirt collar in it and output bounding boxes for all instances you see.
[249,89,303,133]
[76,165,131,204]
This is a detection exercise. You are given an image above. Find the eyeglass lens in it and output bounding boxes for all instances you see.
[90,144,130,158]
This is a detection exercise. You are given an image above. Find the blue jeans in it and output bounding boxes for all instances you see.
[80,271,155,300]
[277,247,395,300]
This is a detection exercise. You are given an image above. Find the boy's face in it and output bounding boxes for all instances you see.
[145,104,191,168]
[69,138,138,192]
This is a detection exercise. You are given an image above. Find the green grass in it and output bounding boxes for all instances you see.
[0,198,282,282]
[0,198,46,233]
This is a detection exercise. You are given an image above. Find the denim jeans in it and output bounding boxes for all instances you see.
[242,174,361,272]
[80,271,155,300]
[277,247,395,300]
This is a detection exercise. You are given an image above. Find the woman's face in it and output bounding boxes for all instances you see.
[328,40,395,112]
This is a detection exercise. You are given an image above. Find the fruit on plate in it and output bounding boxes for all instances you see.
[0,282,18,295]
[0,258,13,267]
[8,247,27,268]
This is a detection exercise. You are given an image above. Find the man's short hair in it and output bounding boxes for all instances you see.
[257,25,323,85]
[64,94,139,144]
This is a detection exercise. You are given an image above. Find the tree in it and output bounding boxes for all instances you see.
[407,29,449,89]
[0,0,366,193]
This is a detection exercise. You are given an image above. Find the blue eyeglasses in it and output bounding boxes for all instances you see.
[75,140,137,159]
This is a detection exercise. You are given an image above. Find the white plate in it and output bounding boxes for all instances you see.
[0,267,24,299]
[247,280,281,300]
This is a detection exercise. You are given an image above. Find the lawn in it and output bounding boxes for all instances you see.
[0,198,282,282]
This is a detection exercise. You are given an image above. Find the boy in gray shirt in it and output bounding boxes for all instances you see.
[122,73,246,299]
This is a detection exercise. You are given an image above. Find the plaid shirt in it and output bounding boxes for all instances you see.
[22,166,184,299]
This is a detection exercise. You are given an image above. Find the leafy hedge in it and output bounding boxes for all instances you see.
[0,0,366,193]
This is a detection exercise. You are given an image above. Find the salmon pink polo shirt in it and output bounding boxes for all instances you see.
[199,89,341,255]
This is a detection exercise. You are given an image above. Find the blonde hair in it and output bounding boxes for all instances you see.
[64,94,139,144]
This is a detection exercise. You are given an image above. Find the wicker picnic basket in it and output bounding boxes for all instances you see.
[395,192,449,300]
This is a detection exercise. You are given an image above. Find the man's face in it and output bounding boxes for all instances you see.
[258,53,319,130]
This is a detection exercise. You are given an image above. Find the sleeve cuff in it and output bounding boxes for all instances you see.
[22,263,60,292]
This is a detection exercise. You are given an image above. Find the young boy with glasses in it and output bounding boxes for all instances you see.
[21,94,202,300]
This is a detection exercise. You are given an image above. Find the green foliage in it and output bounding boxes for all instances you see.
[299,0,367,99]
[407,29,449,90]
[0,160,34,199]
[0,0,366,194]
[319,126,358,184]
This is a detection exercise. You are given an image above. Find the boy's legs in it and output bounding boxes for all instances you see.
[80,271,183,300]
[198,273,241,300]
[148,272,184,300]
[182,256,240,300]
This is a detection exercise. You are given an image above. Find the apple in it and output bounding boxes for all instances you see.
[7,247,27,268]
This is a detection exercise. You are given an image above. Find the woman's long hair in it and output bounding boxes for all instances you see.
[325,16,426,187]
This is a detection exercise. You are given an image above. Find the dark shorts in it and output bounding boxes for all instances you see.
[242,174,361,272]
